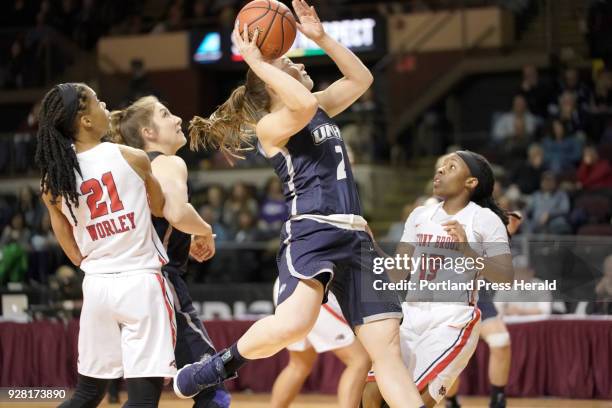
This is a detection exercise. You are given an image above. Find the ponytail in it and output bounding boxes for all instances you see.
[189,69,269,165]
[108,96,158,149]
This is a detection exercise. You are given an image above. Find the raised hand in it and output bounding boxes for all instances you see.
[232,21,263,63]
[292,0,324,41]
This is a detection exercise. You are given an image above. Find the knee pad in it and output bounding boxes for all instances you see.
[484,332,510,348]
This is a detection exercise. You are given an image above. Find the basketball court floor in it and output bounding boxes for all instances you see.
[2,392,611,407]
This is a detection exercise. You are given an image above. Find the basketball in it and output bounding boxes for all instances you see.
[236,0,297,59]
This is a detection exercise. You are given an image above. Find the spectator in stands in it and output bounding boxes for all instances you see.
[16,186,43,230]
[14,102,39,173]
[493,94,538,156]
[259,177,288,236]
[542,118,583,174]
[199,204,230,242]
[30,210,57,251]
[518,64,549,117]
[591,69,612,113]
[151,1,185,33]
[0,211,31,285]
[48,265,83,305]
[576,145,612,189]
[0,212,31,249]
[494,255,552,315]
[5,39,26,89]
[525,171,571,234]
[553,67,592,114]
[556,91,587,138]
[203,185,226,225]
[234,209,264,243]
[223,182,258,231]
[509,143,545,195]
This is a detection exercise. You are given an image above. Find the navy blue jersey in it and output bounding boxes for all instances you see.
[148,151,191,274]
[262,109,362,217]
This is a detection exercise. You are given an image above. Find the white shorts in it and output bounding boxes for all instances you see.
[273,277,354,353]
[402,303,480,402]
[367,303,480,403]
[78,272,177,379]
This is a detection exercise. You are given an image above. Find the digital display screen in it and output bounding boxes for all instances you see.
[193,32,222,63]
[231,18,380,61]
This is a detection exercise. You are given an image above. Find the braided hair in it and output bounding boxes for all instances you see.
[455,150,509,229]
[35,83,89,225]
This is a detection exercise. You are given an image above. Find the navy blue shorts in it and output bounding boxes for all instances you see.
[276,218,402,328]
[164,268,231,408]
[477,286,498,321]
[477,300,498,321]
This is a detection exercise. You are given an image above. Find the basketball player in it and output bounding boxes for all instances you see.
[109,96,231,408]
[443,301,511,408]
[444,222,520,408]
[362,151,513,408]
[174,1,424,406]
[35,83,176,407]
[270,279,370,408]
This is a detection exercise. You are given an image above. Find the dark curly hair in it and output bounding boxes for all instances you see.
[35,83,89,224]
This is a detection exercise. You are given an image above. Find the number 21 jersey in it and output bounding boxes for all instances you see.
[61,142,168,274]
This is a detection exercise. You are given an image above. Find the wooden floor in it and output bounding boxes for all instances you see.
[2,392,611,408]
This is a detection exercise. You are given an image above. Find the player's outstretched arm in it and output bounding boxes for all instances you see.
[233,22,318,148]
[41,192,83,266]
[292,0,374,117]
[118,145,165,217]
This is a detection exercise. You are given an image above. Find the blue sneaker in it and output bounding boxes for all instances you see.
[173,350,237,399]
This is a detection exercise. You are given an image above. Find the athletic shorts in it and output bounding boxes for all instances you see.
[367,303,480,403]
[276,218,402,328]
[477,300,499,321]
[78,271,177,379]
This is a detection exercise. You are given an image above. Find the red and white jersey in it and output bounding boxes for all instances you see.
[61,142,168,275]
[401,201,510,304]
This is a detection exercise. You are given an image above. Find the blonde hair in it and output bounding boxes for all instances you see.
[108,96,159,148]
[189,69,270,164]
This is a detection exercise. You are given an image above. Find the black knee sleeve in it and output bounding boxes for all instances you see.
[123,377,163,408]
[58,375,109,408]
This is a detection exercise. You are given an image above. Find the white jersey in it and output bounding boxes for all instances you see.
[401,201,510,304]
[61,142,168,274]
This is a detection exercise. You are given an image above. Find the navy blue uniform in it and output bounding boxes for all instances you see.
[263,109,402,327]
[148,152,230,408]
[477,287,499,321]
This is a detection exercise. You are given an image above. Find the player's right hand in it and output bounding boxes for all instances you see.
[232,21,262,63]
[190,234,216,262]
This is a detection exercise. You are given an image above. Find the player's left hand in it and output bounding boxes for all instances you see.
[292,0,325,41]
[442,220,468,245]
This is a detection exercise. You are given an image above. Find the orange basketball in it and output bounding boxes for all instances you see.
[236,0,297,59]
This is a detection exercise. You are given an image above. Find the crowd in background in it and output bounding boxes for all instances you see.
[488,64,612,235]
